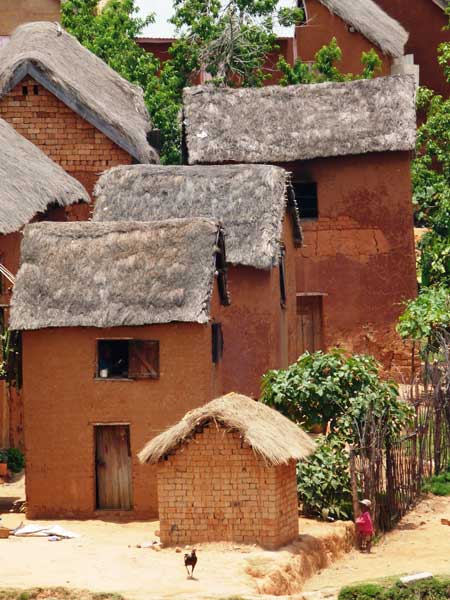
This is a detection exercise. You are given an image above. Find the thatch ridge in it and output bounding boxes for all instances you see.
[138,393,315,466]
[10,219,220,330]
[0,22,158,164]
[94,164,300,270]
[183,76,416,165]
[0,118,89,234]
[317,0,408,58]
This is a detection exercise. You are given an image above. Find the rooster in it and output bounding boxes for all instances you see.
[184,548,197,578]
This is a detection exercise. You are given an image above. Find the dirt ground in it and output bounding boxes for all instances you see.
[303,495,450,595]
[0,476,353,600]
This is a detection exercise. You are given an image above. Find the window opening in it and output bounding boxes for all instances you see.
[97,339,160,380]
[292,181,318,219]
[279,246,287,309]
[216,229,230,306]
[22,86,28,96]
[33,85,39,96]
[297,0,308,24]
[212,323,224,364]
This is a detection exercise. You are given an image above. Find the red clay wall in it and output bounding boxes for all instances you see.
[374,0,450,97]
[0,76,132,207]
[220,215,297,398]
[296,0,392,76]
[157,424,299,548]
[22,320,223,519]
[282,151,417,376]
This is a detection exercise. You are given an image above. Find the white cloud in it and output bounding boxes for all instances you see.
[135,0,295,38]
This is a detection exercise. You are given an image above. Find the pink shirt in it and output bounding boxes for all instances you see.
[356,511,374,535]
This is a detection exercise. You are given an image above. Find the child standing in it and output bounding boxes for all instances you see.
[355,499,374,553]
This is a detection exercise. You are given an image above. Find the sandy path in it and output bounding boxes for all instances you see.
[0,477,350,600]
[303,495,450,594]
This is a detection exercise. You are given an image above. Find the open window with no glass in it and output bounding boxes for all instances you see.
[97,339,159,380]
[292,181,318,220]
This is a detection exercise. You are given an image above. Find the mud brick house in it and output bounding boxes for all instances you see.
[137,0,409,81]
[374,0,450,96]
[94,164,302,397]
[139,393,315,548]
[0,117,89,448]
[0,0,60,43]
[0,22,158,207]
[10,219,230,518]
[183,75,418,375]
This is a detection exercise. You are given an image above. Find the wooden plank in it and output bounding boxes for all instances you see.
[95,425,132,510]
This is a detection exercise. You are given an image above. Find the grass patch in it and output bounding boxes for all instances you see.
[0,590,126,600]
[339,577,450,600]
[423,469,450,496]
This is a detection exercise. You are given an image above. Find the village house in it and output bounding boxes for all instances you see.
[94,164,302,397]
[374,0,450,96]
[137,0,410,82]
[138,393,315,549]
[0,0,60,46]
[182,75,418,376]
[0,117,89,449]
[0,21,158,204]
[10,218,230,518]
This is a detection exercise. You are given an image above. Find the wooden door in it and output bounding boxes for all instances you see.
[95,425,132,510]
[297,296,323,357]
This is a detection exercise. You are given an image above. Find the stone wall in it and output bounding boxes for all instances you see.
[157,424,299,549]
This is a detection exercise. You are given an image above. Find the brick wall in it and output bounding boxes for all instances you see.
[157,424,299,549]
[0,77,132,205]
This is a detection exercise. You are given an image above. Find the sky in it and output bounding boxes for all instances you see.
[135,0,295,38]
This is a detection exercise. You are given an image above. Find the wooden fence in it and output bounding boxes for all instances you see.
[351,385,450,532]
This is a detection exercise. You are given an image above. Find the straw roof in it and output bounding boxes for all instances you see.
[317,0,408,58]
[183,75,416,165]
[0,22,158,164]
[0,118,89,234]
[138,393,316,466]
[10,219,221,330]
[431,0,449,10]
[94,164,301,270]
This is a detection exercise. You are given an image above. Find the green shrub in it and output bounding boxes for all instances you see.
[339,584,384,600]
[339,578,450,600]
[6,448,25,473]
[297,436,353,520]
[422,468,450,496]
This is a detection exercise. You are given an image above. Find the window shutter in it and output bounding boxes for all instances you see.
[128,341,159,379]
[212,323,224,364]
[279,247,287,308]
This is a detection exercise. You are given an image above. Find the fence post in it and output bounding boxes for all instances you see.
[349,447,359,520]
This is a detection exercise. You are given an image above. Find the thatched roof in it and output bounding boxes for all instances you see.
[138,393,316,466]
[10,219,221,330]
[0,22,158,164]
[93,164,301,270]
[431,0,449,10]
[183,75,416,165]
[0,118,89,234]
[317,0,408,58]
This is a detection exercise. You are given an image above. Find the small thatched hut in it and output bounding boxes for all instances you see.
[94,163,301,397]
[139,393,315,549]
[182,75,418,378]
[10,219,230,519]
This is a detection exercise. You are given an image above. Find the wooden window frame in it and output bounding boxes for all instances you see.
[95,339,160,381]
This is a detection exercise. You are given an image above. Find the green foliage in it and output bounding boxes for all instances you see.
[0,448,25,472]
[397,286,450,349]
[261,349,408,438]
[339,584,384,600]
[6,448,25,473]
[339,579,450,600]
[422,466,450,496]
[277,38,381,85]
[297,435,352,520]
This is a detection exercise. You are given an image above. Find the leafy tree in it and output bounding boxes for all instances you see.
[277,38,381,85]
[62,0,382,163]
